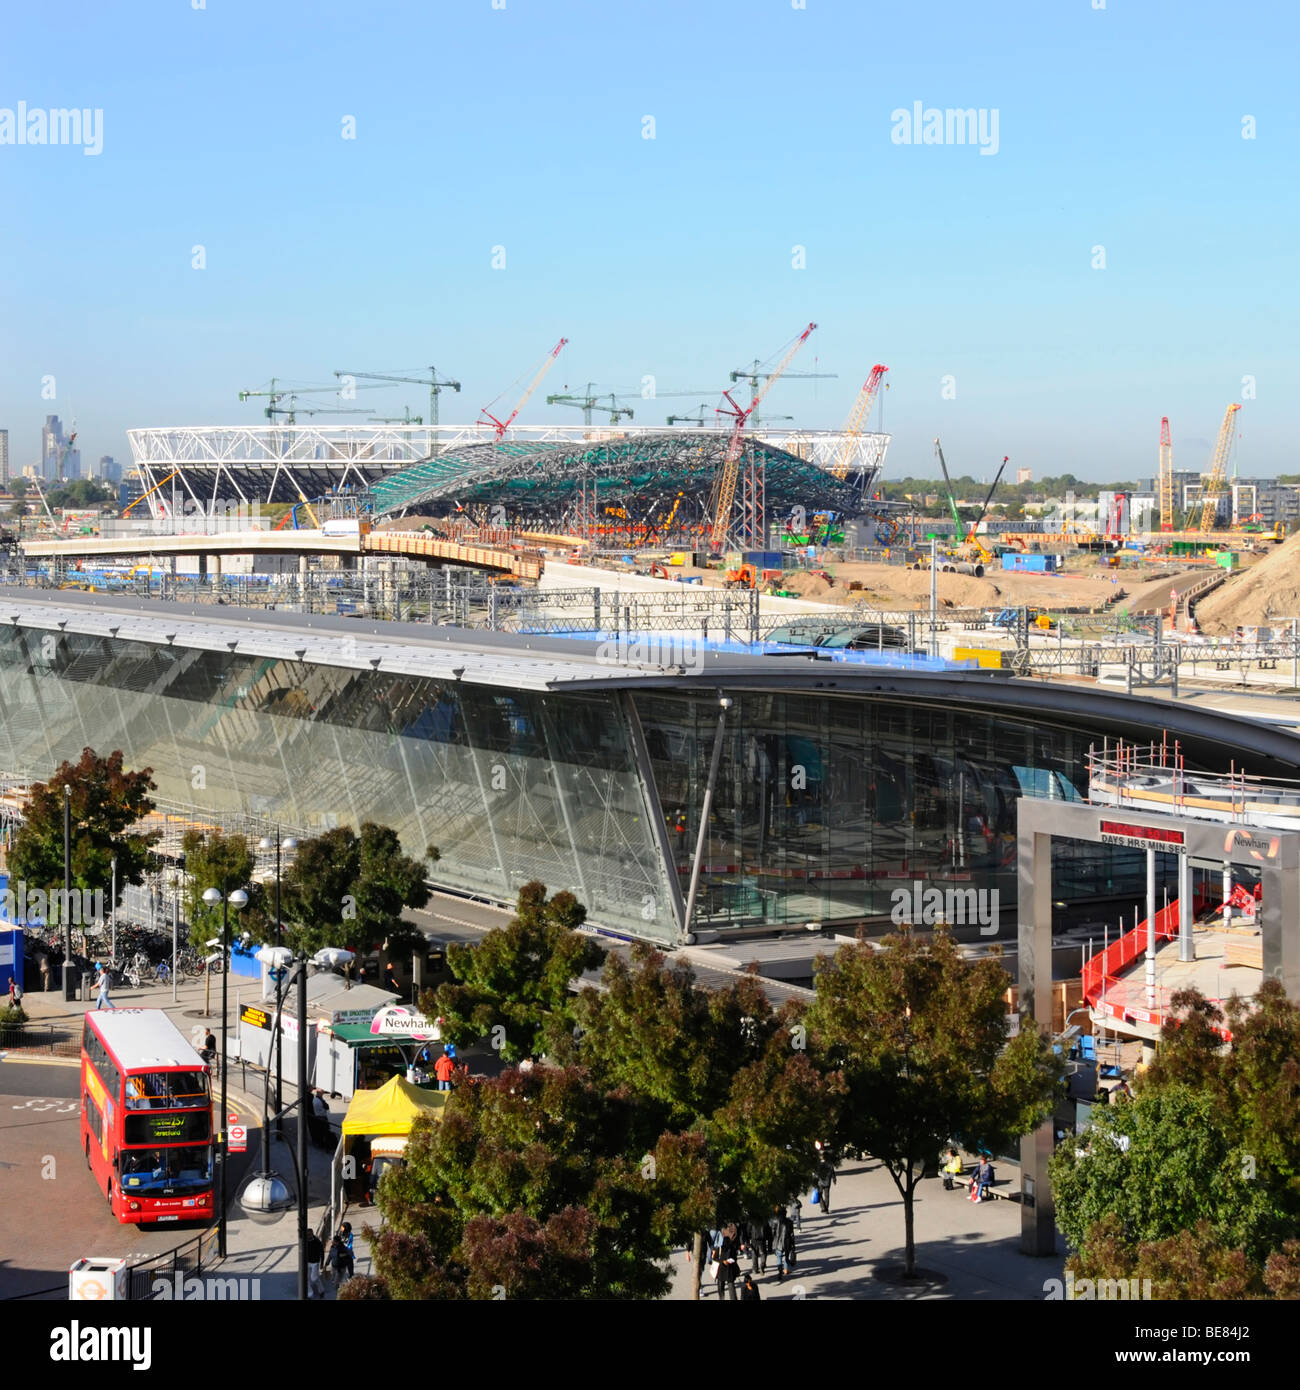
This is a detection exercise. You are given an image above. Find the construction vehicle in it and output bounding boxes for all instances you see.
[932,439,1006,572]
[724,563,784,590]
[808,568,835,586]
[647,561,672,580]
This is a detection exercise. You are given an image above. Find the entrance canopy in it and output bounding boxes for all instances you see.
[341,1074,448,1137]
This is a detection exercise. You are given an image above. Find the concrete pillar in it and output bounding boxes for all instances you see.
[1178,852,1193,962]
[1222,861,1232,906]
[1017,820,1056,1256]
[1141,1040,1157,1068]
[298,553,308,601]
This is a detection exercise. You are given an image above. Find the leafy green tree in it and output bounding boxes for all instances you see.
[427,880,605,1062]
[46,479,114,510]
[180,829,265,951]
[280,822,432,958]
[805,930,1060,1278]
[9,748,158,929]
[574,944,841,1297]
[1050,983,1300,1298]
[370,1064,680,1299]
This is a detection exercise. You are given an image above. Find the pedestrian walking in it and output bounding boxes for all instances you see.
[768,1206,795,1282]
[331,1221,355,1283]
[434,1048,455,1091]
[741,1214,769,1274]
[94,963,116,1011]
[7,977,20,1007]
[814,1146,835,1213]
[715,1223,741,1301]
[305,1228,326,1298]
[740,1272,761,1301]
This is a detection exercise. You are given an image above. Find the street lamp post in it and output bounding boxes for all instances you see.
[259,832,297,1136]
[202,884,248,1259]
[62,784,75,1001]
[110,855,117,964]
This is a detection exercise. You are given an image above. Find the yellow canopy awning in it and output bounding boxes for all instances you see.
[341,1074,448,1138]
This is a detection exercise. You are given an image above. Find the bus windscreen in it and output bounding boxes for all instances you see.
[118,1146,212,1193]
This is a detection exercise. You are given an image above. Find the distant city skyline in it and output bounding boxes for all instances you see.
[3,1,1296,483]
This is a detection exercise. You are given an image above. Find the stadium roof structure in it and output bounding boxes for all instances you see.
[368,430,870,532]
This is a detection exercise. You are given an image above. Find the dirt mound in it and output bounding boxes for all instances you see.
[1195,536,1300,633]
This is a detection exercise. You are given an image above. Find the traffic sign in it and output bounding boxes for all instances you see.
[228,1124,247,1153]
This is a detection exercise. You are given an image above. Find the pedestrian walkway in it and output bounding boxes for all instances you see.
[672,1156,1065,1301]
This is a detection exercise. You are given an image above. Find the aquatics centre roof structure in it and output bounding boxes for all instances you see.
[125,424,890,536]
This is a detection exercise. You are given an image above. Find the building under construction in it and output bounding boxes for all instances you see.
[125,423,891,548]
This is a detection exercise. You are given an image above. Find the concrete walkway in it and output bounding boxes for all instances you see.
[670,1156,1065,1301]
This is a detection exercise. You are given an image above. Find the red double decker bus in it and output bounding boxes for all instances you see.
[81,1009,214,1225]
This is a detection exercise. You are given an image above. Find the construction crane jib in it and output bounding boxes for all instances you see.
[1158,416,1173,532]
[831,364,888,480]
[1197,403,1242,533]
[482,338,569,440]
[710,321,817,549]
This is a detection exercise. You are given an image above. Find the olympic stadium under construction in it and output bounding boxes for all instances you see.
[124,423,891,547]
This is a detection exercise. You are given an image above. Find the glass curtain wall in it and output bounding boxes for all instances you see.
[0,627,677,942]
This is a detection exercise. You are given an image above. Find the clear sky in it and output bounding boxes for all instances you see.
[1,0,1295,483]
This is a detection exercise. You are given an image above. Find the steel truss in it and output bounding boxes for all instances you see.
[127,425,889,535]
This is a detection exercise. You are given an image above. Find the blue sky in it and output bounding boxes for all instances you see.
[1,0,1295,482]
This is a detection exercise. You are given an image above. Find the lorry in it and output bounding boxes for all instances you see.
[724,563,784,591]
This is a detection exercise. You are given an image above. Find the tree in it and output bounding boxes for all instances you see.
[805,930,1060,1278]
[427,881,605,1063]
[573,945,841,1298]
[46,479,114,510]
[370,1064,681,1299]
[9,748,158,930]
[9,479,29,500]
[180,830,265,951]
[280,823,432,958]
[1050,983,1300,1297]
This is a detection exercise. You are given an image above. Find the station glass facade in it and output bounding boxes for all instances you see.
[0,622,1229,944]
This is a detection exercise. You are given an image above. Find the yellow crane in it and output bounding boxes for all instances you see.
[1158,417,1173,531]
[830,365,888,480]
[1197,403,1242,532]
[710,322,817,549]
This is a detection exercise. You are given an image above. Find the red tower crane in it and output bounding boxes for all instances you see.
[709,322,817,550]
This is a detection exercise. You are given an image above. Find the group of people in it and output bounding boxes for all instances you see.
[708,1201,802,1299]
[305,1218,355,1298]
[941,1147,996,1202]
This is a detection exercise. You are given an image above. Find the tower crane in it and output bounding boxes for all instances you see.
[369,407,424,425]
[1197,403,1242,533]
[709,322,817,550]
[830,365,889,480]
[546,384,633,426]
[729,352,836,428]
[332,368,461,430]
[239,379,383,423]
[480,338,568,440]
[1158,417,1173,531]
